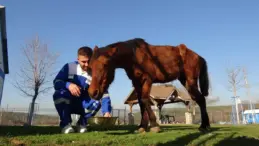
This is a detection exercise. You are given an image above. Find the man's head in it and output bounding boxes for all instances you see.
[77,46,93,71]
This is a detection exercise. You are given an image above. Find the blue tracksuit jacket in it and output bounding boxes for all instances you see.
[53,61,111,127]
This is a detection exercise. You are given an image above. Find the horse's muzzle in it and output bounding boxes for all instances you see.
[92,89,99,99]
[89,89,100,100]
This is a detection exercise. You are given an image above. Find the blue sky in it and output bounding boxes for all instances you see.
[0,0,259,109]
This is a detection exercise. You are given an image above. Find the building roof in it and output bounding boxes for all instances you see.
[124,84,183,105]
[150,84,176,99]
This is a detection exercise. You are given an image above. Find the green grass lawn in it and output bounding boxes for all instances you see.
[1,124,259,146]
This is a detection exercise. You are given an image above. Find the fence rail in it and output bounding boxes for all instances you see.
[0,107,129,126]
[0,106,233,126]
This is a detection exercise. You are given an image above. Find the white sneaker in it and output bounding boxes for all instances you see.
[76,125,87,133]
[61,125,75,134]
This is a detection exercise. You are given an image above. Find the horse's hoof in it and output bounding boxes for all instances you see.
[150,126,161,133]
[206,126,212,131]
[138,127,146,133]
[198,127,210,133]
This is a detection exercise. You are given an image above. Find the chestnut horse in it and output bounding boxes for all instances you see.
[88,38,210,133]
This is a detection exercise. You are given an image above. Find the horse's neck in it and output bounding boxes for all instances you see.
[112,56,131,69]
[111,47,134,68]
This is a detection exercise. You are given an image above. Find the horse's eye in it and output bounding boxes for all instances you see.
[103,64,108,68]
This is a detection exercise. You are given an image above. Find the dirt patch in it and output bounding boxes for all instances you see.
[10,138,25,146]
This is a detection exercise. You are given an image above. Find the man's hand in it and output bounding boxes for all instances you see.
[104,112,112,117]
[68,83,81,97]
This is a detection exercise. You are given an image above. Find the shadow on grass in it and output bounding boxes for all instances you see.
[0,125,229,137]
[106,131,135,135]
[156,132,204,146]
[87,125,138,131]
[0,126,60,137]
[0,125,139,137]
[156,131,259,146]
[214,135,259,146]
[160,125,227,133]
[193,133,218,146]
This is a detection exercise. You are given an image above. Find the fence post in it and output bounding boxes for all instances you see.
[118,109,120,125]
[222,111,224,122]
[124,106,126,125]
[0,108,2,125]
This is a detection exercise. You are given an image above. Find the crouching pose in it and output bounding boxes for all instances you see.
[53,46,112,134]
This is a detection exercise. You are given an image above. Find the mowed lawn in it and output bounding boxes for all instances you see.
[1,124,259,146]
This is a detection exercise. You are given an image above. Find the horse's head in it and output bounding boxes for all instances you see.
[88,46,117,100]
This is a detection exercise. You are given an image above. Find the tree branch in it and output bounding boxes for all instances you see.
[226,66,244,95]
[12,35,59,101]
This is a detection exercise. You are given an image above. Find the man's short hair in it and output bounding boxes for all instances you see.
[77,46,93,57]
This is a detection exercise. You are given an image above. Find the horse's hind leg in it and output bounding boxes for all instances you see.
[178,73,191,109]
[186,78,210,131]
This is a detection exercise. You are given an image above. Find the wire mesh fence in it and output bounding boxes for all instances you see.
[0,105,235,126]
[0,107,129,126]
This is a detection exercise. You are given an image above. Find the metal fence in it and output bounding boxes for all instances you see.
[128,108,233,125]
[0,107,129,126]
[0,106,233,126]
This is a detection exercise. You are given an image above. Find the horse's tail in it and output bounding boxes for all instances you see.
[199,57,210,97]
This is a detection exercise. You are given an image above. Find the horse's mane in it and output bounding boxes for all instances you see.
[106,38,145,48]
[93,38,146,58]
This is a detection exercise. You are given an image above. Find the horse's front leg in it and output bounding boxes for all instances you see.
[137,98,149,133]
[140,78,160,133]
[133,80,149,133]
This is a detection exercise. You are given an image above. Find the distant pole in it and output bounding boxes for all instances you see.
[235,96,240,124]
[233,86,240,124]
[243,68,255,123]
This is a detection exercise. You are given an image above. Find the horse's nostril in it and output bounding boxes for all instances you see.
[93,90,99,98]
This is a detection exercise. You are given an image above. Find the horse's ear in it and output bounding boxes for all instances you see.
[108,47,117,56]
[94,46,99,52]
[178,44,187,49]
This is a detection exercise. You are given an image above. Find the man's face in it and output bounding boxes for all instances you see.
[77,55,90,71]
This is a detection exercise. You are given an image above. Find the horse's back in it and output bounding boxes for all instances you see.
[134,45,183,82]
[149,45,179,57]
[125,39,204,82]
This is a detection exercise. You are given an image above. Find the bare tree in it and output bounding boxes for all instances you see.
[227,67,243,96]
[226,66,243,124]
[12,35,59,126]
